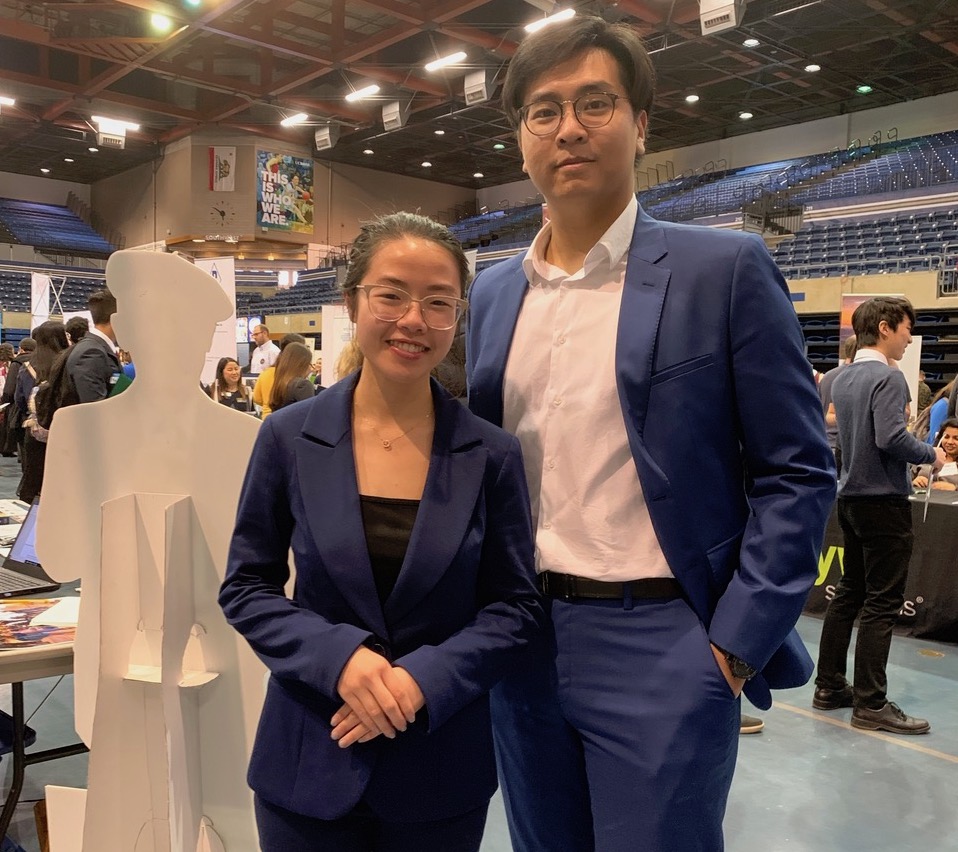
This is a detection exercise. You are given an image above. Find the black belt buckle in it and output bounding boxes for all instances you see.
[541,572,576,600]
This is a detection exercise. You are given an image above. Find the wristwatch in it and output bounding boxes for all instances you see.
[722,650,758,680]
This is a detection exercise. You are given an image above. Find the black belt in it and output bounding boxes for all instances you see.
[539,572,683,601]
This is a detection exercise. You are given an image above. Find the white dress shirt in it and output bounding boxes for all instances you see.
[503,196,672,581]
[251,340,280,375]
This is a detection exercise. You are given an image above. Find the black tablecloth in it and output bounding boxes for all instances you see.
[804,491,958,644]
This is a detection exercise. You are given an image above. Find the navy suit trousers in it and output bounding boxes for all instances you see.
[492,596,740,852]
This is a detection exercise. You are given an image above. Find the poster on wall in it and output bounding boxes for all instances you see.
[256,151,314,233]
[209,147,236,192]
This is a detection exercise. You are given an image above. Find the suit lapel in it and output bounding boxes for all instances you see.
[615,208,672,500]
[295,376,390,639]
[384,386,486,624]
[470,255,527,426]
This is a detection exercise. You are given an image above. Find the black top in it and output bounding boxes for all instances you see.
[213,388,253,412]
[274,377,317,411]
[359,495,420,606]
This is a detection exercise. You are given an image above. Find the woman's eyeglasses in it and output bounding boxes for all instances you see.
[356,284,468,330]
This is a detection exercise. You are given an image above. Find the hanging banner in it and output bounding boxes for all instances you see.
[209,147,236,192]
[30,273,50,328]
[256,151,314,234]
[195,257,237,385]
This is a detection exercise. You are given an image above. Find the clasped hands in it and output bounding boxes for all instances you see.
[331,646,425,749]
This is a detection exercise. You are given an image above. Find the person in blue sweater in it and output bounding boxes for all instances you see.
[814,296,945,734]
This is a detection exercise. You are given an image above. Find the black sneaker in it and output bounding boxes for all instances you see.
[739,714,764,734]
[851,702,930,735]
[813,683,854,710]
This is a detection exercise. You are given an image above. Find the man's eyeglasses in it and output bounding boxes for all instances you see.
[356,284,468,331]
[519,92,625,137]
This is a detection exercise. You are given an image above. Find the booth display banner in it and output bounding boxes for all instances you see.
[195,257,237,385]
[30,273,50,328]
[255,151,314,233]
[804,494,958,644]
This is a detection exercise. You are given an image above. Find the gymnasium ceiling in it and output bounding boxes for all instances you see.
[0,0,956,190]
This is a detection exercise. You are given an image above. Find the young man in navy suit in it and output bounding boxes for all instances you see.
[466,15,836,852]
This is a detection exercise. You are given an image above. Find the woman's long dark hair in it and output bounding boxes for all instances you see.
[269,343,312,411]
[30,321,69,381]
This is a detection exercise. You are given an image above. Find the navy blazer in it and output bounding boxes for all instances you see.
[466,205,836,710]
[220,374,542,821]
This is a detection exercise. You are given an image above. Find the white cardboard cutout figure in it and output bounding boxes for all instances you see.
[36,251,264,851]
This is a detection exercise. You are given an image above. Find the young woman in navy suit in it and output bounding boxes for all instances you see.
[220,212,542,851]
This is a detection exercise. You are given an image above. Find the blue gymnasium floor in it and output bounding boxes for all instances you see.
[0,456,955,852]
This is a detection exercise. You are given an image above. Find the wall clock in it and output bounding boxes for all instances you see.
[209,199,237,227]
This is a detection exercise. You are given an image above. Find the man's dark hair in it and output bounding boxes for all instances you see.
[500,15,655,133]
[65,315,90,345]
[279,333,306,351]
[850,297,916,347]
[87,289,117,326]
[19,338,36,353]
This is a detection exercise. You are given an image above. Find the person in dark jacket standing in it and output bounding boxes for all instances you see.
[66,289,122,402]
[1,338,35,458]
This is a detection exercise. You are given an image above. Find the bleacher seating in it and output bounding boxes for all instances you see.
[0,198,116,258]
[247,273,341,314]
[773,208,958,278]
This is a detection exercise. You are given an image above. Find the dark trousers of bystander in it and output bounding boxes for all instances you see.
[815,497,913,709]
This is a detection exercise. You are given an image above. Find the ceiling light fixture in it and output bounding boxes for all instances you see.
[92,115,140,132]
[64,158,74,163]
[345,84,380,102]
[856,84,873,94]
[363,148,374,155]
[805,63,821,72]
[421,161,432,168]
[40,168,50,174]
[493,143,505,150]
[0,96,14,106]
[743,38,760,48]
[526,8,575,33]
[685,94,700,104]
[424,51,467,72]
[434,129,445,136]
[151,13,172,32]
[473,172,484,178]
[739,111,754,120]
[280,112,308,127]
[88,146,99,153]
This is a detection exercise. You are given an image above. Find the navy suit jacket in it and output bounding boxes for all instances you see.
[66,333,121,403]
[220,373,542,821]
[466,205,836,710]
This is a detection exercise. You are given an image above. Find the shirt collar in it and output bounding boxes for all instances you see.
[89,327,118,354]
[522,195,637,284]
[854,348,888,366]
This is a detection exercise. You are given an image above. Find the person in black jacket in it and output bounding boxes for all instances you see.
[66,289,122,402]
[17,322,68,502]
[1,338,35,458]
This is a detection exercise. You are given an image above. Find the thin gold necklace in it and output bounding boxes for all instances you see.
[363,411,433,451]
